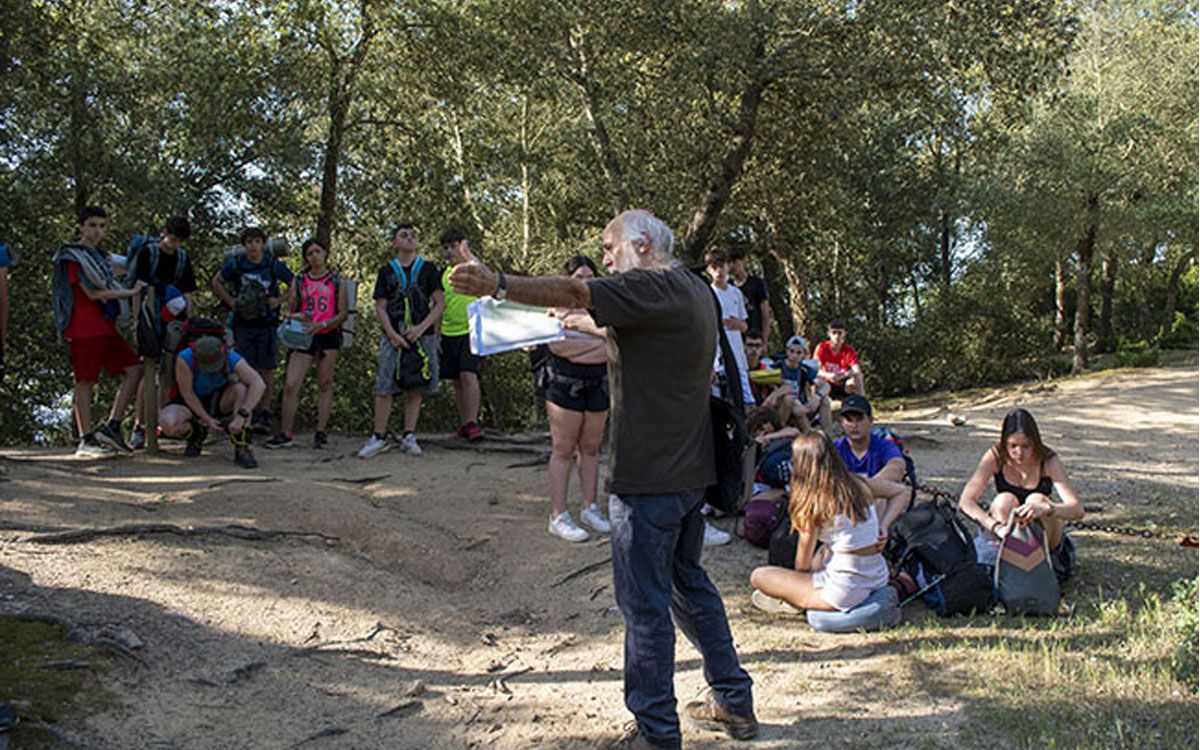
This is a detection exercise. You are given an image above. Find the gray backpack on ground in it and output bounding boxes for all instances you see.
[993,518,1060,615]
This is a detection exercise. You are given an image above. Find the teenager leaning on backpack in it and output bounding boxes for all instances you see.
[212,226,294,435]
[266,238,349,450]
[356,222,444,459]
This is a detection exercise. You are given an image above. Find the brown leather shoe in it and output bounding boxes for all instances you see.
[604,723,668,749]
[683,691,758,740]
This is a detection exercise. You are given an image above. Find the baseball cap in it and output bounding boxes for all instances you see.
[785,335,807,351]
[193,336,226,374]
[840,394,872,417]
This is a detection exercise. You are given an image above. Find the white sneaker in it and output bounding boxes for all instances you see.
[549,511,589,543]
[356,434,390,459]
[703,521,731,547]
[752,589,802,615]
[75,437,116,459]
[580,503,612,534]
[399,433,422,455]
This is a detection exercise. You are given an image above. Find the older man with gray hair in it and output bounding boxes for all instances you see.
[450,210,756,749]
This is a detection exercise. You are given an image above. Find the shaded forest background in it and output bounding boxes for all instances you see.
[0,0,1195,444]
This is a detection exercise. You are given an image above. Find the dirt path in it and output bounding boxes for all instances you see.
[1,366,1196,749]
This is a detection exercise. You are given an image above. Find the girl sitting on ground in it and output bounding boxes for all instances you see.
[265,238,349,450]
[749,432,891,613]
[957,407,1083,580]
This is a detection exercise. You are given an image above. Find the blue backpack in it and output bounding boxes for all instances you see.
[126,235,187,289]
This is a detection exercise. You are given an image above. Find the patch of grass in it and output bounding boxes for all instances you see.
[0,617,112,747]
[899,581,1199,749]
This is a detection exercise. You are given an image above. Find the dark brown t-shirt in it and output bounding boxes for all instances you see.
[587,267,716,495]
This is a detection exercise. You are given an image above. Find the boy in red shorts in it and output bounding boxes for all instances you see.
[51,206,145,457]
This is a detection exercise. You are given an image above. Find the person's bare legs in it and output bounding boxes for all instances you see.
[159,404,194,437]
[989,492,1020,532]
[749,566,837,611]
[547,402,583,517]
[73,381,94,436]
[456,371,480,426]
[258,368,275,415]
[315,351,338,433]
[576,409,608,508]
[107,363,143,424]
[280,353,313,436]
[402,391,422,433]
[1025,491,1065,548]
[372,395,393,435]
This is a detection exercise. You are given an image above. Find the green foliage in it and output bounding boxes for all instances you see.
[1168,577,1199,691]
[1159,311,1199,350]
[1115,337,1161,368]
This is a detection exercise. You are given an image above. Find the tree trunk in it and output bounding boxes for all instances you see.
[758,251,795,346]
[1159,246,1197,339]
[569,26,627,217]
[1054,253,1069,350]
[1098,249,1118,352]
[681,69,768,261]
[1072,194,1100,373]
[939,209,952,290]
[910,269,923,320]
[315,82,347,249]
[760,216,807,344]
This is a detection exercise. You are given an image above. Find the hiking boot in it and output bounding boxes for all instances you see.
[313,431,328,450]
[264,433,294,450]
[751,589,802,615]
[399,432,422,455]
[356,434,390,459]
[129,425,146,450]
[703,521,731,547]
[183,423,207,457]
[580,503,612,534]
[683,690,759,741]
[549,511,589,543]
[461,421,484,441]
[234,444,258,469]
[75,435,116,459]
[250,410,272,435]
[95,420,133,453]
[604,723,662,749]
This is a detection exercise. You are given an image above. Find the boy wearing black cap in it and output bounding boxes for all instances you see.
[834,394,909,539]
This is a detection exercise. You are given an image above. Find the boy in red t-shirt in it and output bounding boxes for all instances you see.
[55,206,145,457]
[814,319,865,398]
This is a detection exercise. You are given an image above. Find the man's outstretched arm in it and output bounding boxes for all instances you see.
[449,258,590,310]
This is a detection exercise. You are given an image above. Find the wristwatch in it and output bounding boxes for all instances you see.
[494,271,508,301]
[237,408,251,418]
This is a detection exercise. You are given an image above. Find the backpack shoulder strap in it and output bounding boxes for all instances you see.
[389,258,405,289]
[175,247,187,283]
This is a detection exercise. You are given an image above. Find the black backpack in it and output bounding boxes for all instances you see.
[886,499,994,616]
[705,288,753,515]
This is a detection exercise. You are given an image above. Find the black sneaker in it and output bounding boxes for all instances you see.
[95,420,133,453]
[251,411,272,435]
[264,433,294,450]
[183,422,207,457]
[234,444,258,469]
[313,431,328,449]
[129,425,146,450]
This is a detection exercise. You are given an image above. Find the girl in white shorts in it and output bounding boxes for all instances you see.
[750,432,890,612]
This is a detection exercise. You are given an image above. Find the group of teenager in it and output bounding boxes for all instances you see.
[41,204,1089,749]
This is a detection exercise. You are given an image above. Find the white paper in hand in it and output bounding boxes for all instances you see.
[468,298,565,356]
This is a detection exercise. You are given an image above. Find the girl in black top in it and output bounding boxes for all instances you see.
[958,408,1085,556]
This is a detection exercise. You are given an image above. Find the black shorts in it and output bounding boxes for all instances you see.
[439,333,483,379]
[168,385,230,415]
[233,324,278,371]
[292,329,342,359]
[545,356,609,413]
[828,379,852,398]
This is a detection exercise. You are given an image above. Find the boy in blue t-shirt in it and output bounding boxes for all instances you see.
[834,395,910,541]
[159,336,266,468]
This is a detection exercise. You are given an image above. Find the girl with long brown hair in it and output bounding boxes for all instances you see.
[958,408,1083,577]
[749,432,891,612]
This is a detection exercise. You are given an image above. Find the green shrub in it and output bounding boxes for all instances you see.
[1168,577,1198,691]
[1158,311,1199,350]
[1115,337,1160,368]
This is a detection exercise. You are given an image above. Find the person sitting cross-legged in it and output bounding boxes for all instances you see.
[159,336,265,469]
[833,395,910,547]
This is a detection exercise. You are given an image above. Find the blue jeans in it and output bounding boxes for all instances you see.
[609,490,754,749]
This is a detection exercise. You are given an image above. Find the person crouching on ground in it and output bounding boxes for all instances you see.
[750,432,891,614]
[544,254,612,543]
[958,408,1083,581]
[159,336,265,469]
[266,238,349,450]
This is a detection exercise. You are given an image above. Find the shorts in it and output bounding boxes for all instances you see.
[439,333,483,379]
[545,355,609,413]
[233,324,278,371]
[168,384,231,415]
[375,334,439,397]
[812,552,891,611]
[291,329,342,359]
[69,334,140,382]
[827,379,852,398]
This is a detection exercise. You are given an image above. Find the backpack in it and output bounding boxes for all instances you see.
[127,235,187,289]
[993,518,1061,615]
[231,252,276,322]
[529,344,551,394]
[389,257,430,331]
[886,499,994,616]
[742,498,786,548]
[871,425,917,508]
[176,317,227,355]
[705,288,753,515]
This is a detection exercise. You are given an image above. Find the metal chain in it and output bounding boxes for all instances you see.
[911,482,1192,542]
